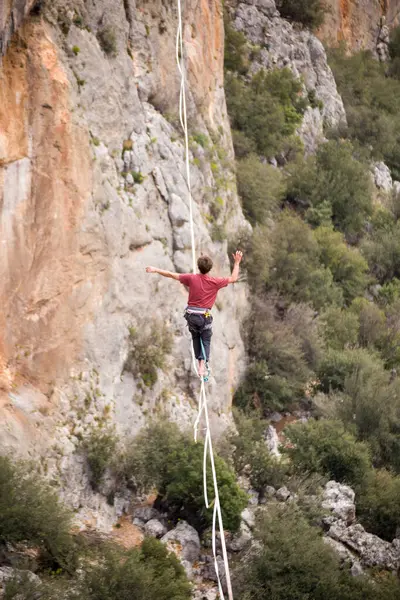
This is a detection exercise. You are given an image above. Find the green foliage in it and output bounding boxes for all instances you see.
[236,154,286,224]
[317,347,381,393]
[284,419,371,487]
[5,539,192,600]
[124,323,172,388]
[72,45,80,55]
[287,141,373,236]
[97,26,117,56]
[319,307,359,350]
[0,456,78,572]
[276,0,327,30]
[122,422,247,532]
[314,227,369,302]
[131,171,144,184]
[229,412,289,492]
[82,425,118,490]
[235,298,322,411]
[357,469,400,542]
[361,218,400,283]
[224,16,248,74]
[226,68,307,159]
[78,538,191,600]
[232,129,257,158]
[235,505,398,600]
[328,47,400,179]
[268,212,343,309]
[191,132,209,148]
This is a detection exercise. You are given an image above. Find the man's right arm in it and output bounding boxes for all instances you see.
[145,266,180,281]
[228,250,243,284]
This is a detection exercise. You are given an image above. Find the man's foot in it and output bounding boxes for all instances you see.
[198,360,205,377]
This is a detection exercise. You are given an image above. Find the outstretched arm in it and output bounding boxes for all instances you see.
[145,266,180,281]
[228,250,243,284]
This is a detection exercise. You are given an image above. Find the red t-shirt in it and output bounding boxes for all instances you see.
[179,273,230,308]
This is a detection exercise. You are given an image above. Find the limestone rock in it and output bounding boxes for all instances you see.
[133,506,160,523]
[265,425,280,457]
[322,481,356,524]
[372,161,393,192]
[0,567,41,591]
[328,521,400,571]
[276,486,291,502]
[161,521,201,563]
[228,521,253,552]
[233,1,346,140]
[241,507,256,529]
[144,519,167,538]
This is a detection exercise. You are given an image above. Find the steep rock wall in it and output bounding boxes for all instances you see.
[0,0,248,527]
[319,0,400,52]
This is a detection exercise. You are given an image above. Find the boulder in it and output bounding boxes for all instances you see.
[227,521,253,552]
[161,521,201,563]
[132,506,160,523]
[322,481,356,524]
[328,521,400,571]
[144,519,167,538]
[372,162,393,192]
[241,507,256,529]
[276,486,291,502]
[265,425,280,457]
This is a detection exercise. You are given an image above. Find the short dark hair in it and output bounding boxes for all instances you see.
[198,255,213,274]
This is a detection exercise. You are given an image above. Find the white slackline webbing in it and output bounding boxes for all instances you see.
[175,3,235,599]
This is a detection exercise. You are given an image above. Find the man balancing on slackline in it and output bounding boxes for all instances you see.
[146,250,243,379]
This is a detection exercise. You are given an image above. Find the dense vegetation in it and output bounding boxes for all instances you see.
[235,506,400,600]
[225,1,400,562]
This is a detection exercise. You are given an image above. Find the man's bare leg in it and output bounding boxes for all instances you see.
[198,360,205,376]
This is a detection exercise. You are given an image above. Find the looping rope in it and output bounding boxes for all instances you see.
[175,3,234,599]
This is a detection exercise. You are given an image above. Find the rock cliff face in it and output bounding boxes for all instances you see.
[319,0,400,53]
[0,0,248,525]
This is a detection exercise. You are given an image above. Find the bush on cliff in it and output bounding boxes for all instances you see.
[0,456,78,572]
[283,419,371,487]
[122,422,247,532]
[235,505,400,600]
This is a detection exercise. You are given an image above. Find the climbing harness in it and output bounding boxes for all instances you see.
[175,3,234,599]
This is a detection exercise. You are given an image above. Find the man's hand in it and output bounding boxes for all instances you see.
[146,266,157,273]
[145,266,180,280]
[228,250,243,284]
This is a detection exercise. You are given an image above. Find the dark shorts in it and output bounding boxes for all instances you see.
[184,312,213,361]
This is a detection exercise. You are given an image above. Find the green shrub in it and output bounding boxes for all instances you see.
[229,412,289,492]
[349,297,386,348]
[7,538,192,600]
[97,26,117,56]
[328,47,400,179]
[235,298,322,412]
[82,425,118,490]
[317,347,381,393]
[124,323,172,388]
[232,129,257,158]
[236,154,286,224]
[224,17,248,74]
[79,538,191,600]
[319,307,359,350]
[314,227,369,302]
[284,419,372,487]
[235,505,398,600]
[72,45,80,55]
[276,0,327,30]
[288,141,373,237]
[0,456,78,572]
[357,469,400,542]
[225,68,307,159]
[361,219,400,283]
[122,422,247,532]
[268,212,343,309]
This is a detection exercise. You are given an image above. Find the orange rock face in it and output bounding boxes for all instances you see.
[319,0,400,51]
[0,22,99,398]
